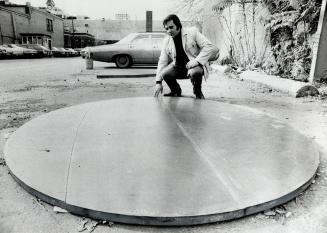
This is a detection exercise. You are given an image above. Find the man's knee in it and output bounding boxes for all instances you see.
[188,66,203,80]
[160,65,176,81]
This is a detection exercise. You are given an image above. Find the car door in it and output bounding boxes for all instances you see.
[128,34,152,63]
[151,34,166,63]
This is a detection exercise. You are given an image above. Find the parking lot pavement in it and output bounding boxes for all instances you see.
[81,61,157,78]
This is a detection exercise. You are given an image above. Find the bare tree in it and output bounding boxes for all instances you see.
[171,0,205,27]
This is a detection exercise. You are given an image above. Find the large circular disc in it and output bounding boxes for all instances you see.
[4,97,319,226]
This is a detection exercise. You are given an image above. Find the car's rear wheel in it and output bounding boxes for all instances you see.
[115,55,132,68]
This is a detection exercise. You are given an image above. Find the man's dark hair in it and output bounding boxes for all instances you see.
[163,14,182,29]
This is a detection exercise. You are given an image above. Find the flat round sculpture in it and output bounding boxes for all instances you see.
[4,97,319,226]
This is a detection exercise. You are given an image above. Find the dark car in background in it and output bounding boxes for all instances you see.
[51,47,67,57]
[88,32,167,68]
[66,48,79,56]
[74,48,82,56]
[57,47,70,56]
[20,44,52,57]
[51,47,79,57]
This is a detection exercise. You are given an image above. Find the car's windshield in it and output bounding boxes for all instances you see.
[116,33,138,44]
[8,44,20,48]
[4,44,14,48]
[36,45,48,50]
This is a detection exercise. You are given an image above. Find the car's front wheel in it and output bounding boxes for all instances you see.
[115,55,132,68]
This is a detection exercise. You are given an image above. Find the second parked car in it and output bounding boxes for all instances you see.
[19,44,52,57]
[66,48,79,56]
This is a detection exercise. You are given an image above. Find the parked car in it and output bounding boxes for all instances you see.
[0,47,6,57]
[19,44,52,57]
[80,47,90,59]
[88,32,167,68]
[0,44,37,58]
[65,48,79,56]
[74,48,82,56]
[1,44,24,56]
[0,45,13,57]
[14,44,38,57]
[57,47,70,56]
[51,47,66,57]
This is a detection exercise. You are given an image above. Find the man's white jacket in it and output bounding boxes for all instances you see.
[155,27,219,82]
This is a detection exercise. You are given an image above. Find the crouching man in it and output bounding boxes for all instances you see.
[154,14,219,99]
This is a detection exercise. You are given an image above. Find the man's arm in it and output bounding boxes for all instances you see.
[193,28,219,66]
[155,38,170,82]
[154,38,170,97]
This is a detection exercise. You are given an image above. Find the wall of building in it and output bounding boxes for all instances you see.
[0,6,26,43]
[0,4,64,47]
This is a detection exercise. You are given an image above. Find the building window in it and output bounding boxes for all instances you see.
[46,19,53,32]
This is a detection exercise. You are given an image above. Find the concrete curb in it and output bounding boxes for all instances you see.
[211,65,319,98]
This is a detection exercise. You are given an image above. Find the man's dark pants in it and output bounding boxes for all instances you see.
[161,64,204,96]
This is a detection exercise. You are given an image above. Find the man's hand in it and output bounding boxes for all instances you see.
[154,83,163,97]
[186,60,199,69]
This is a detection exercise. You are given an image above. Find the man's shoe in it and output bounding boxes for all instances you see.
[163,92,182,97]
[194,91,205,99]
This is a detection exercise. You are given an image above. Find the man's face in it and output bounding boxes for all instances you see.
[164,20,180,38]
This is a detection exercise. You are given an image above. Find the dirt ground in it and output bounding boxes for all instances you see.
[1,58,327,233]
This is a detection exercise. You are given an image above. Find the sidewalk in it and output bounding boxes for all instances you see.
[211,65,320,98]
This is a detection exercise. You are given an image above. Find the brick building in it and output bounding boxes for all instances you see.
[0,0,64,48]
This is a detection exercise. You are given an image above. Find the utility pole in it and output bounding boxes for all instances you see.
[0,24,3,44]
[71,18,75,48]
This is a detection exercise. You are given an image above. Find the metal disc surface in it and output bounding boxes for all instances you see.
[4,97,319,226]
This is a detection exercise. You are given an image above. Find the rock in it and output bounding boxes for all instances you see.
[77,219,88,232]
[264,210,276,216]
[53,206,68,213]
[276,208,286,214]
[285,212,292,218]
[296,85,319,98]
[86,221,99,233]
[318,86,327,97]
